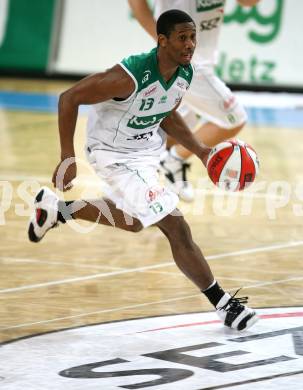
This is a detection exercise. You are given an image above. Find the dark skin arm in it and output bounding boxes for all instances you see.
[161,105,211,166]
[53,65,135,191]
[54,67,209,190]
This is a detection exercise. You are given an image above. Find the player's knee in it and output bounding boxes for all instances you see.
[174,217,192,244]
[228,121,245,136]
[160,214,192,244]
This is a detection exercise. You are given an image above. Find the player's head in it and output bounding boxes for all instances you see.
[156,10,196,66]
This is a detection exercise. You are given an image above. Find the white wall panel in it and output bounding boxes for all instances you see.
[54,0,154,74]
[53,0,303,88]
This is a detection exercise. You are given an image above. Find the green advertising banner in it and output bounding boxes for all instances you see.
[0,0,56,71]
[216,0,300,87]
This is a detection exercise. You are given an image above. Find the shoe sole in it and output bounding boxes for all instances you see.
[238,312,259,331]
[28,188,53,243]
[28,222,40,243]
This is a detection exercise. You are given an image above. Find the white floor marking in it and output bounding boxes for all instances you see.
[143,270,261,283]
[0,294,201,330]
[0,257,126,270]
[1,276,303,331]
[1,240,303,294]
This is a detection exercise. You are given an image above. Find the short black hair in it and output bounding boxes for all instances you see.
[156,9,195,37]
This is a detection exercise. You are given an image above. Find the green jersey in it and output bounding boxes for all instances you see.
[87,48,193,161]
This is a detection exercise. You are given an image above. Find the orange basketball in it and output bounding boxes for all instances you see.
[207,139,259,191]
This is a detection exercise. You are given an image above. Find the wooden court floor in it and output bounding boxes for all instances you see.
[1,78,303,345]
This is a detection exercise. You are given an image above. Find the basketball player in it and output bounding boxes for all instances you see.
[28,10,258,331]
[129,0,260,202]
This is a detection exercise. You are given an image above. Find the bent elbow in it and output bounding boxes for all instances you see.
[58,90,79,110]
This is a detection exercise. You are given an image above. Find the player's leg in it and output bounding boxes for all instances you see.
[157,213,214,289]
[28,186,143,242]
[181,66,247,149]
[28,156,177,242]
[176,120,244,158]
[156,212,258,331]
[160,106,200,202]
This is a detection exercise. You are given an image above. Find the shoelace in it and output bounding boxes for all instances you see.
[161,160,191,185]
[181,162,191,183]
[219,288,248,311]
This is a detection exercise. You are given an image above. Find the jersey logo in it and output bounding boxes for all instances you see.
[196,0,224,12]
[177,81,187,89]
[174,94,182,105]
[127,112,169,129]
[200,16,221,31]
[142,70,151,84]
[183,68,190,77]
[127,131,153,141]
[159,95,167,104]
[144,85,157,97]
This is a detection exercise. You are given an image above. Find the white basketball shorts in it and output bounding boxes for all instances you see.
[181,66,247,129]
[86,148,179,228]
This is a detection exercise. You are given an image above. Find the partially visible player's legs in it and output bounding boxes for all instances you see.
[156,212,258,331]
[28,157,177,242]
[161,68,247,201]
[157,213,214,289]
[160,107,201,202]
[27,184,258,330]
[63,198,143,232]
[175,120,245,158]
[161,122,245,201]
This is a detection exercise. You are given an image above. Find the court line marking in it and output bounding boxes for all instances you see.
[1,240,303,295]
[0,257,126,271]
[1,276,303,331]
[141,270,261,284]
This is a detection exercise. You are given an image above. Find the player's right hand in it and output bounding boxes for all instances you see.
[52,158,77,192]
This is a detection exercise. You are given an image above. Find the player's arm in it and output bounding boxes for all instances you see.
[58,65,134,160]
[128,0,157,41]
[161,105,210,166]
[237,0,260,6]
[53,65,135,191]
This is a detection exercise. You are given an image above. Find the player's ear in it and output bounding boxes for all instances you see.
[158,34,168,48]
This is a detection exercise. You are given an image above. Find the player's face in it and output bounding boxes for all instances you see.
[165,22,196,66]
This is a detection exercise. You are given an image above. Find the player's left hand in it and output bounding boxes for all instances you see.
[199,145,211,167]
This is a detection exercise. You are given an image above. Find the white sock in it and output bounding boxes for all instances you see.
[170,146,184,161]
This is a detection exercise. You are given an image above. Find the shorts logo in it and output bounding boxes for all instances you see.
[145,186,164,203]
[223,95,236,111]
[227,113,236,124]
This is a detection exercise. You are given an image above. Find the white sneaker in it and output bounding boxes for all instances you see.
[160,149,194,202]
[28,187,59,243]
[216,290,258,331]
